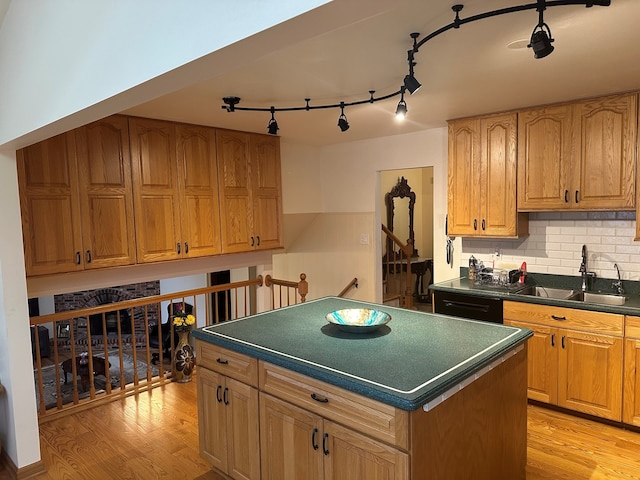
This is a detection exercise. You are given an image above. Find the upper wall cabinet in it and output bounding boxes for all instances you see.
[518,93,637,211]
[216,129,283,253]
[448,113,527,238]
[129,118,222,263]
[18,116,136,276]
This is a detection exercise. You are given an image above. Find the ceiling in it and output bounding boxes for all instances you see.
[121,0,640,146]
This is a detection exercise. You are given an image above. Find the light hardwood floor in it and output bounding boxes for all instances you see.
[2,374,640,479]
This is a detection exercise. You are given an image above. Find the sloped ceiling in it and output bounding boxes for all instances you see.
[120,0,640,146]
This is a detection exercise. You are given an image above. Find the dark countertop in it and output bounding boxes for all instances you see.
[430,276,640,315]
[191,297,531,411]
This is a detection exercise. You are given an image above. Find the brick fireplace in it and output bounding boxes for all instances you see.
[54,281,160,339]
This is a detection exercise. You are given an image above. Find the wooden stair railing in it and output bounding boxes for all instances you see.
[338,278,358,298]
[30,273,308,422]
[382,224,414,309]
[264,273,308,308]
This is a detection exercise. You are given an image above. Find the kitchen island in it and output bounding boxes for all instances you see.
[192,297,532,480]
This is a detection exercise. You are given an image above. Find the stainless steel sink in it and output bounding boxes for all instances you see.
[516,286,578,300]
[571,292,627,306]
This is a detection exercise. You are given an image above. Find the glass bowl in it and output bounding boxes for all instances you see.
[325,308,391,333]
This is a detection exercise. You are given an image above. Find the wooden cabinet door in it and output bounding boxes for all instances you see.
[572,93,637,210]
[216,129,253,253]
[75,115,136,269]
[447,118,481,235]
[175,124,222,258]
[506,320,558,404]
[197,368,228,472]
[250,134,283,250]
[17,132,83,276]
[260,393,323,480]
[323,421,409,480]
[480,113,518,236]
[517,104,573,210]
[623,337,640,426]
[129,117,182,263]
[225,377,260,480]
[557,329,623,421]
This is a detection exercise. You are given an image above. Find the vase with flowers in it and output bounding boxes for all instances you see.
[172,311,196,383]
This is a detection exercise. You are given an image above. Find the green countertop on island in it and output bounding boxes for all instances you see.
[191,296,531,411]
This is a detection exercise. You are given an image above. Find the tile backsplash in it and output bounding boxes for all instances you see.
[462,211,639,282]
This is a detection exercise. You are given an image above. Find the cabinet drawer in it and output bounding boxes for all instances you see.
[196,341,258,387]
[259,361,408,450]
[626,316,640,339]
[504,301,623,336]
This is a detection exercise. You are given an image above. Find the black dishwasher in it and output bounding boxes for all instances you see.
[433,290,503,324]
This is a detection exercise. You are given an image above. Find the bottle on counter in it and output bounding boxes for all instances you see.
[469,255,477,281]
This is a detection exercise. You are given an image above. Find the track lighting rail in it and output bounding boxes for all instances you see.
[221,0,611,134]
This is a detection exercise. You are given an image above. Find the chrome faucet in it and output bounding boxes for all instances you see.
[613,263,624,295]
[579,245,596,292]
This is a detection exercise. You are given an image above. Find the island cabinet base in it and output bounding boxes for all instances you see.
[196,339,528,480]
[409,345,528,480]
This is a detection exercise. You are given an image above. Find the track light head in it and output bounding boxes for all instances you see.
[404,74,422,94]
[267,118,279,135]
[528,23,555,58]
[338,103,350,132]
[395,86,408,120]
[338,114,350,132]
[267,107,279,135]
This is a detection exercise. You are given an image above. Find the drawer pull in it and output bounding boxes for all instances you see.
[311,393,329,403]
[311,428,319,450]
[216,358,229,365]
[551,315,566,321]
[322,433,330,456]
[216,385,222,403]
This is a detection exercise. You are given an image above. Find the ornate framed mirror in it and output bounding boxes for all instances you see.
[385,176,418,258]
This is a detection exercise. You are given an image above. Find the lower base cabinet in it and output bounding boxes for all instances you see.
[505,301,624,421]
[624,316,640,426]
[260,393,408,480]
[197,367,260,480]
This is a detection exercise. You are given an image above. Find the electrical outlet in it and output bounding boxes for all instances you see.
[360,233,370,245]
[494,247,502,258]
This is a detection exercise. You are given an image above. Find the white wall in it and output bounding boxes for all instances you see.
[0,151,39,468]
[275,127,452,304]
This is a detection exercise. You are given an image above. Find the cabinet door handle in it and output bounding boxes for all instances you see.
[185,242,189,254]
[322,433,329,456]
[551,333,555,347]
[311,393,329,403]
[223,387,229,405]
[562,335,566,349]
[256,235,261,246]
[250,236,255,247]
[473,219,477,231]
[575,190,579,203]
[76,251,81,265]
[551,315,566,321]
[86,250,92,263]
[564,190,569,203]
[216,385,222,403]
[177,242,181,254]
[216,358,229,365]
[481,219,486,231]
[311,428,319,451]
